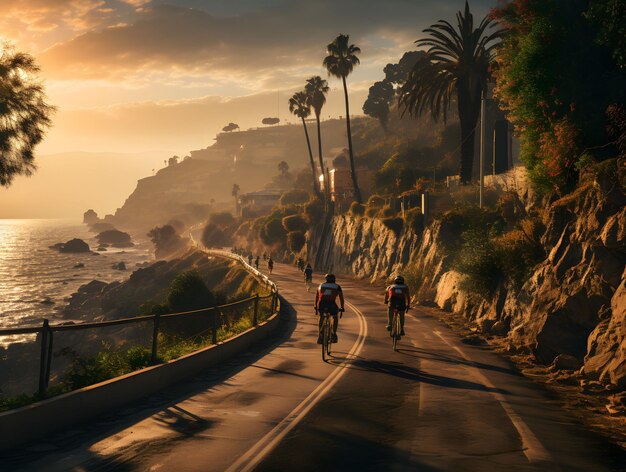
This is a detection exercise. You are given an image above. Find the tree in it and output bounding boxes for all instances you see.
[222,122,239,132]
[0,45,54,187]
[231,183,240,210]
[384,51,425,88]
[168,156,179,166]
[323,34,363,203]
[262,117,280,125]
[280,189,309,206]
[278,160,290,177]
[493,0,626,191]
[289,91,321,198]
[363,80,395,130]
[304,76,330,199]
[399,2,501,184]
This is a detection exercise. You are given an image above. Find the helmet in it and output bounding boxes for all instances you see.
[394,275,405,284]
[324,273,336,283]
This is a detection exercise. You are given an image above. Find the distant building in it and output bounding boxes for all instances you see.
[324,167,373,211]
[238,190,282,218]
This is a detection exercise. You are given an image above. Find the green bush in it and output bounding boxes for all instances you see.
[209,211,235,228]
[282,214,309,232]
[367,194,385,207]
[261,217,287,245]
[404,207,424,233]
[454,228,503,299]
[349,202,365,216]
[280,189,309,206]
[365,207,379,218]
[167,270,215,312]
[287,231,306,252]
[304,198,324,222]
[380,205,395,218]
[381,217,404,236]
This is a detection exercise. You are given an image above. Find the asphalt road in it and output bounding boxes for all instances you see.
[5,262,625,472]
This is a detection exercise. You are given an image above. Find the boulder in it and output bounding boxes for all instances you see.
[78,280,108,294]
[96,230,134,248]
[552,354,583,371]
[112,262,126,270]
[58,239,90,253]
[73,263,85,268]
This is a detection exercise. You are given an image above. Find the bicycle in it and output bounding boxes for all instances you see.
[317,307,333,361]
[304,276,312,292]
[390,306,405,351]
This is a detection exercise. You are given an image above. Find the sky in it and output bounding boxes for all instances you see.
[0,0,495,217]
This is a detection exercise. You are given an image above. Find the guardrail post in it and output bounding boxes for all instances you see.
[150,312,161,364]
[212,310,218,344]
[38,319,50,397]
[253,294,259,326]
[45,330,54,390]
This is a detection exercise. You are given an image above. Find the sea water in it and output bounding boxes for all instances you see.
[0,219,153,342]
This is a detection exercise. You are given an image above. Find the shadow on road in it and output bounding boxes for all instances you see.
[326,356,509,394]
[396,346,519,376]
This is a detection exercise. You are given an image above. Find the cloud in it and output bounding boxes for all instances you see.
[39,0,495,81]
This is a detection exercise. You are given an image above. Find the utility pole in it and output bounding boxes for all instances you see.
[479,89,486,209]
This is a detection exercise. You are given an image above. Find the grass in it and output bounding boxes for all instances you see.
[0,307,273,412]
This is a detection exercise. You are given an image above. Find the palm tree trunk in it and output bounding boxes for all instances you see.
[301,117,321,198]
[342,75,362,203]
[315,112,328,202]
[457,83,481,184]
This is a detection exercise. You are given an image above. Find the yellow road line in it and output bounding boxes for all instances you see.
[225,301,368,472]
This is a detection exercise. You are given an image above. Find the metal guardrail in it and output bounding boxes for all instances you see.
[0,248,279,397]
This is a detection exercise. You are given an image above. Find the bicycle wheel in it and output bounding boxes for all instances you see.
[326,316,333,357]
[321,314,330,361]
[392,311,399,351]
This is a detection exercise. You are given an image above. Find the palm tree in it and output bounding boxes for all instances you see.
[289,91,321,198]
[231,183,240,212]
[323,34,362,203]
[399,1,501,184]
[305,76,330,199]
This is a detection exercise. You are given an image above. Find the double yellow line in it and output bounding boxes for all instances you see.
[225,302,368,472]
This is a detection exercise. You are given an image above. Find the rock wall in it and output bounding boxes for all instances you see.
[315,160,626,388]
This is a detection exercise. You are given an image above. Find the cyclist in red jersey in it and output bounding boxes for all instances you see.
[384,275,410,336]
[315,274,345,344]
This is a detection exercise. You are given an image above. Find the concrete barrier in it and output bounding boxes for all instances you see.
[0,311,282,453]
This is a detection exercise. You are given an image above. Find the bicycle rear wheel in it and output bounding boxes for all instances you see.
[392,311,399,351]
[326,316,333,357]
[321,314,331,361]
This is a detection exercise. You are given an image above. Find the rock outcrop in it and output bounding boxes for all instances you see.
[51,238,90,253]
[314,160,626,389]
[96,230,134,248]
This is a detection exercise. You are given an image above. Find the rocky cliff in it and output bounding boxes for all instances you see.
[314,159,626,389]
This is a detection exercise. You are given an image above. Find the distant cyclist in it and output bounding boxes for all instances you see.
[315,274,345,344]
[248,254,253,265]
[384,275,410,336]
[267,256,274,274]
[304,263,313,282]
[296,257,304,271]
[254,256,260,270]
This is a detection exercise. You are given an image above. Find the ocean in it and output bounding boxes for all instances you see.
[0,219,153,342]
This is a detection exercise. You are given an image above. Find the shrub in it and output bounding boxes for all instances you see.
[380,205,395,218]
[282,214,309,232]
[280,189,309,206]
[404,207,424,233]
[210,211,235,228]
[349,201,365,216]
[454,228,503,299]
[261,217,287,245]
[304,198,324,222]
[202,222,226,247]
[287,231,306,252]
[167,270,215,312]
[381,217,404,236]
[365,207,379,218]
[367,194,385,207]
